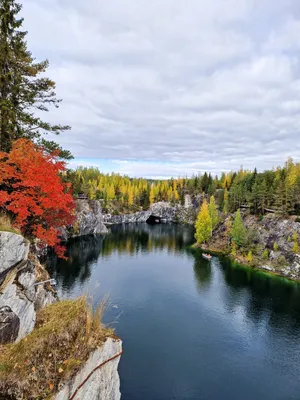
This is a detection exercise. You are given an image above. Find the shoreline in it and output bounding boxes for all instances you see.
[191,243,300,284]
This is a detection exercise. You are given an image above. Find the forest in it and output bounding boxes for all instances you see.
[66,157,300,217]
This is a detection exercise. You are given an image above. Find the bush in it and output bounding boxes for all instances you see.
[246,250,253,263]
[295,217,300,223]
[277,255,286,267]
[293,241,299,253]
[258,214,263,222]
[273,242,279,251]
[262,249,269,260]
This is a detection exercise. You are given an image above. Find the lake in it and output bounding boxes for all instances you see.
[46,223,300,400]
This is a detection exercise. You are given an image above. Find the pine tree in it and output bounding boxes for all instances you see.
[0,0,71,157]
[195,200,212,245]
[230,209,246,247]
[223,188,229,214]
[208,195,219,231]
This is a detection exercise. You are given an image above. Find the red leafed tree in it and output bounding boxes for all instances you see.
[0,139,75,258]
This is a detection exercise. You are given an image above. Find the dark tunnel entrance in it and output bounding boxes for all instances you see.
[146,215,161,224]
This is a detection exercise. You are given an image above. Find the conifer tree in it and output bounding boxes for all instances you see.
[0,0,71,157]
[195,199,212,245]
[230,209,246,247]
[223,188,229,214]
[208,195,219,231]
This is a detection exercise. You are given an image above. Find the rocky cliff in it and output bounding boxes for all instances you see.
[104,201,197,225]
[0,231,123,400]
[60,199,108,241]
[0,232,57,344]
[54,337,122,400]
[203,213,300,281]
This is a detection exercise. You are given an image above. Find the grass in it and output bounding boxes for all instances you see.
[0,297,114,399]
[0,213,20,235]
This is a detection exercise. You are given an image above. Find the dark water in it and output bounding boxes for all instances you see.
[46,224,300,400]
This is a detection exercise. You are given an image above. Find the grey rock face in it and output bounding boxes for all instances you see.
[60,200,108,241]
[0,305,20,344]
[0,232,57,343]
[103,201,195,225]
[0,260,57,342]
[208,213,300,281]
[0,232,29,276]
[75,200,108,236]
[54,338,122,400]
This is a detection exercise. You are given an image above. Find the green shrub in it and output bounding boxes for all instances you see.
[273,242,279,251]
[293,241,299,253]
[277,255,286,267]
[262,249,269,260]
[246,250,253,263]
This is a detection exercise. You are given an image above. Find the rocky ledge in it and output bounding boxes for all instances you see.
[103,201,197,225]
[202,213,300,281]
[0,232,57,344]
[60,199,108,242]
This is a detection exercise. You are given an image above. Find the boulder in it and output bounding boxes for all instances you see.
[0,305,20,344]
[0,232,29,276]
[0,260,57,342]
[54,338,122,400]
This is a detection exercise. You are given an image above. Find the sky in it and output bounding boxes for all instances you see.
[21,0,300,178]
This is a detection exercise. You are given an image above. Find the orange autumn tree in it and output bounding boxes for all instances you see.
[0,139,75,257]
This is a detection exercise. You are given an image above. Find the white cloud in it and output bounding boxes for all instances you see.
[20,0,300,175]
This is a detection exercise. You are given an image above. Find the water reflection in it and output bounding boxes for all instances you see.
[46,224,300,331]
[192,255,212,289]
[46,235,104,291]
[46,223,300,400]
[46,224,195,291]
[219,256,300,335]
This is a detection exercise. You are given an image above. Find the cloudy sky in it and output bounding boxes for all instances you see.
[22,0,300,178]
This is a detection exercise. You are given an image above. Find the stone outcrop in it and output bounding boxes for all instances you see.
[103,201,197,226]
[0,232,57,343]
[204,213,300,281]
[0,305,20,344]
[53,338,122,400]
[60,199,108,241]
[0,232,29,276]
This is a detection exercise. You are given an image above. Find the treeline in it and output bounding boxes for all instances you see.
[67,158,300,216]
[66,167,235,211]
[220,158,300,215]
[66,167,185,212]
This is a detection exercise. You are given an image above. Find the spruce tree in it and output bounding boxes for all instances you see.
[230,209,246,247]
[195,199,212,245]
[223,188,229,214]
[208,195,219,231]
[0,0,71,157]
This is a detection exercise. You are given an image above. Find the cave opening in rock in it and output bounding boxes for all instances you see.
[146,215,161,224]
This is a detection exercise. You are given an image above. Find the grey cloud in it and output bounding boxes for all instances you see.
[21,0,300,176]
